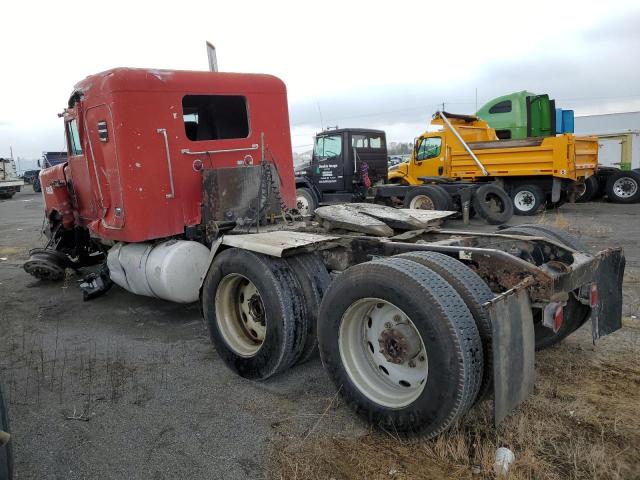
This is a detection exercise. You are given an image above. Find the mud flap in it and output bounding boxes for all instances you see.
[592,248,625,341]
[485,287,535,425]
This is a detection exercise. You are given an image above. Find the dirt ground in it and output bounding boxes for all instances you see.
[0,188,638,479]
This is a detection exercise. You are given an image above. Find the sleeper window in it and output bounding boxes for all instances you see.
[182,95,249,141]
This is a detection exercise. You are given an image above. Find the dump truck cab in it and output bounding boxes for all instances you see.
[294,128,387,214]
[389,114,497,184]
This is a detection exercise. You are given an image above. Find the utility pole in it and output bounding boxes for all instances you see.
[441,102,445,112]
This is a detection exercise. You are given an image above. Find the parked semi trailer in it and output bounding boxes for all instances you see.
[295,127,514,224]
[0,157,23,199]
[24,67,624,438]
[389,112,599,215]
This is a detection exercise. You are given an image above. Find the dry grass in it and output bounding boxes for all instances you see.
[270,320,640,480]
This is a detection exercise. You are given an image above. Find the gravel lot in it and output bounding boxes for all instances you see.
[1,188,638,479]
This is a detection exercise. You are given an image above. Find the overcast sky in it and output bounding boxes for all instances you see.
[2,0,640,169]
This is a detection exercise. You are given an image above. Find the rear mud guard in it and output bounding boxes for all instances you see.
[484,283,535,425]
[591,248,625,341]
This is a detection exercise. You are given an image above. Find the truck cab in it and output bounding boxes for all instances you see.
[476,91,557,140]
[294,128,387,214]
[389,113,497,185]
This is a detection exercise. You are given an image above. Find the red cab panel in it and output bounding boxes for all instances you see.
[61,68,295,243]
[40,164,75,229]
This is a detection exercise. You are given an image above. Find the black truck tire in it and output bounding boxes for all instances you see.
[33,177,41,193]
[0,383,12,480]
[499,225,591,350]
[295,187,318,215]
[317,258,483,438]
[285,253,331,364]
[202,248,307,380]
[472,184,514,224]
[576,175,599,203]
[429,184,454,210]
[395,251,495,403]
[403,185,451,210]
[511,184,546,216]
[605,170,640,204]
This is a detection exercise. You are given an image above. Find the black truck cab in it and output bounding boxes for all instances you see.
[294,128,388,214]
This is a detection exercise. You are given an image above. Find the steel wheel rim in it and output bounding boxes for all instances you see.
[215,273,266,357]
[296,194,311,215]
[514,190,535,211]
[339,298,428,408]
[409,195,435,210]
[613,177,638,198]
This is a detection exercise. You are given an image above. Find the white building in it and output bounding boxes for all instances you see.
[574,111,640,169]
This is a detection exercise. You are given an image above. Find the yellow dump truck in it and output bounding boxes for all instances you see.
[388,112,599,215]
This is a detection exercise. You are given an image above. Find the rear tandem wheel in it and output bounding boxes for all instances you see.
[317,258,483,438]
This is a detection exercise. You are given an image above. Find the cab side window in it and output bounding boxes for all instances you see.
[415,137,441,161]
[67,119,83,155]
[314,135,342,159]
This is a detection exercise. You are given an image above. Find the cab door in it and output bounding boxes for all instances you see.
[414,136,443,177]
[312,133,344,192]
[84,104,124,229]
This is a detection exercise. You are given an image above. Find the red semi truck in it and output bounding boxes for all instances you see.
[24,67,624,438]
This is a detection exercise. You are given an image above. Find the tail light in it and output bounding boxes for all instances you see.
[543,301,565,333]
[590,283,599,309]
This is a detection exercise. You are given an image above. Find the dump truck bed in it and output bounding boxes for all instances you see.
[449,133,598,180]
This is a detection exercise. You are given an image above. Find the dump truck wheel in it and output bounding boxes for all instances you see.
[429,184,454,210]
[296,188,318,215]
[499,225,591,350]
[576,176,599,203]
[606,170,640,204]
[202,248,307,380]
[472,184,513,224]
[32,177,42,193]
[0,383,12,480]
[285,253,331,364]
[394,251,494,403]
[403,186,450,210]
[511,184,545,216]
[318,258,482,438]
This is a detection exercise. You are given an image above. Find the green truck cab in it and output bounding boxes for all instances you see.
[476,91,556,140]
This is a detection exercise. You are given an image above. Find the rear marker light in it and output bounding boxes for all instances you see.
[590,283,598,309]
[543,301,565,333]
[554,304,563,333]
[192,159,203,171]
